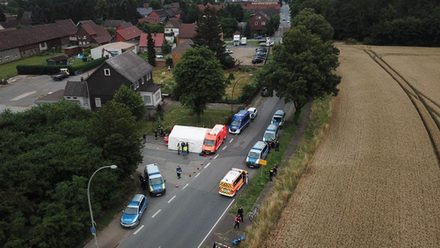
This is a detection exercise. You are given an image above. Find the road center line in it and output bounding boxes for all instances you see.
[197,199,235,248]
[151,209,162,218]
[214,154,219,159]
[182,183,189,190]
[10,91,37,101]
[167,195,176,203]
[204,162,211,169]
[195,172,200,178]
[221,145,227,151]
[229,138,234,143]
[133,225,144,235]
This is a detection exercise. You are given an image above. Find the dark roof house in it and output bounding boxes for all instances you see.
[74,51,162,110]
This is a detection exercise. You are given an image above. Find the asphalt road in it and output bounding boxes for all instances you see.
[118,95,293,248]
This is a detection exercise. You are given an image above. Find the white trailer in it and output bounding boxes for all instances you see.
[167,125,209,153]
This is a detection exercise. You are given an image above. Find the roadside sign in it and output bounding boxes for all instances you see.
[258,159,267,166]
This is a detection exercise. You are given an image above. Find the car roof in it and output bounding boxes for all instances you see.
[236,110,249,116]
[221,168,245,183]
[129,194,145,206]
[274,110,285,115]
[266,124,278,131]
[145,163,160,174]
[252,141,267,150]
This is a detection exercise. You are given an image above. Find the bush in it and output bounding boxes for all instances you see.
[239,82,259,104]
[70,57,106,74]
[16,64,71,75]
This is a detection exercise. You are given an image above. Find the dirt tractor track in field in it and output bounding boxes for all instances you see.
[364,49,440,164]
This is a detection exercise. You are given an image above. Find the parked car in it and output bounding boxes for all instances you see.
[252,57,264,64]
[271,110,286,127]
[256,47,268,52]
[254,35,264,40]
[246,141,270,168]
[256,51,267,57]
[247,107,258,120]
[120,194,148,227]
[52,68,70,81]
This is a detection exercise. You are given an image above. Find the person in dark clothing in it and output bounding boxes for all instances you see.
[274,139,279,151]
[185,142,189,154]
[237,207,244,222]
[273,165,278,176]
[176,165,182,179]
[138,175,146,190]
[154,130,158,140]
[269,168,274,181]
[177,142,181,155]
[233,215,241,229]
[143,134,147,144]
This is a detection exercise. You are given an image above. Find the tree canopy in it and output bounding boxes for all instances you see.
[0,100,141,247]
[257,25,340,111]
[292,8,334,41]
[173,47,226,118]
[112,84,145,120]
[147,31,156,66]
[290,0,440,45]
[193,6,226,66]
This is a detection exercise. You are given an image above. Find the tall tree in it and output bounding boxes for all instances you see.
[147,31,156,66]
[113,85,145,120]
[257,25,340,112]
[193,6,226,65]
[292,8,334,41]
[173,47,226,118]
[0,7,6,22]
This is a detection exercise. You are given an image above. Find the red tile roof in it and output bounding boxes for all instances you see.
[78,20,112,44]
[178,23,196,39]
[139,33,165,47]
[116,26,144,41]
[0,19,77,51]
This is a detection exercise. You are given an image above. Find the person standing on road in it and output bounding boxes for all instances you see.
[237,207,244,223]
[177,142,181,155]
[233,215,241,229]
[182,143,188,157]
[154,129,158,140]
[185,142,190,154]
[143,134,147,144]
[176,165,182,179]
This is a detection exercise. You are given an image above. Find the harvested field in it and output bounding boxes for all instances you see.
[264,45,440,247]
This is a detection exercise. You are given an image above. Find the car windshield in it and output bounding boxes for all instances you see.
[273,117,282,122]
[248,151,260,159]
[150,178,163,185]
[124,207,138,215]
[231,119,241,126]
[264,132,275,140]
[204,139,215,146]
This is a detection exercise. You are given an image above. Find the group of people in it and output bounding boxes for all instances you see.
[177,142,190,156]
[154,126,166,140]
[268,139,280,151]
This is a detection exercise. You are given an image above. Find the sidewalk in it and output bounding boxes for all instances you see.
[205,102,312,248]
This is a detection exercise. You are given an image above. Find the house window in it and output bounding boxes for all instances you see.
[83,35,87,40]
[262,22,266,25]
[95,97,102,107]
[146,73,151,81]
[255,22,258,25]
[143,95,152,105]
[258,16,261,19]
[104,68,111,76]
[154,91,161,102]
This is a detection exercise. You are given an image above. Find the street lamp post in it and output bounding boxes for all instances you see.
[87,165,118,248]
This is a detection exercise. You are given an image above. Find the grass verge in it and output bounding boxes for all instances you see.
[0,53,63,79]
[242,95,332,248]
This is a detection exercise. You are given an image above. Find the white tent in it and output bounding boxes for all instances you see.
[167,125,209,153]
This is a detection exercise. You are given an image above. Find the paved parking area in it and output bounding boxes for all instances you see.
[228,45,264,66]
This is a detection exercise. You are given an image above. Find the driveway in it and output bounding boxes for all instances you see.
[228,45,263,66]
[0,72,90,112]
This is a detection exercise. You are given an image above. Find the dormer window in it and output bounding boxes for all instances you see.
[104,68,111,76]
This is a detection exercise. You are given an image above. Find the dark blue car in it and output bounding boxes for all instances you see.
[120,194,148,227]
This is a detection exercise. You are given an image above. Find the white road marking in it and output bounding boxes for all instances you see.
[214,154,219,159]
[10,91,36,101]
[182,183,189,190]
[167,195,176,203]
[229,138,234,143]
[152,209,162,218]
[204,162,211,169]
[133,225,144,235]
[195,172,200,178]
[197,199,235,248]
[221,145,227,151]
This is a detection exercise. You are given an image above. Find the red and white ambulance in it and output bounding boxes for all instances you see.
[202,124,227,154]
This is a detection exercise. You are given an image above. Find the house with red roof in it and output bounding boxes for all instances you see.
[115,25,144,43]
[75,20,112,47]
[248,11,270,32]
[139,33,165,54]
[177,23,196,45]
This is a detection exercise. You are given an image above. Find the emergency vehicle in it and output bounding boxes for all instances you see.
[202,124,227,154]
[218,168,248,197]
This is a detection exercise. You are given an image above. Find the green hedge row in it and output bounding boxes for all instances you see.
[16,58,106,75]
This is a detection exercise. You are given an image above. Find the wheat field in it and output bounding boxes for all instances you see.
[264,45,440,247]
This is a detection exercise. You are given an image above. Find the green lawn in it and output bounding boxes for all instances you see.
[0,53,63,80]
[139,101,231,135]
